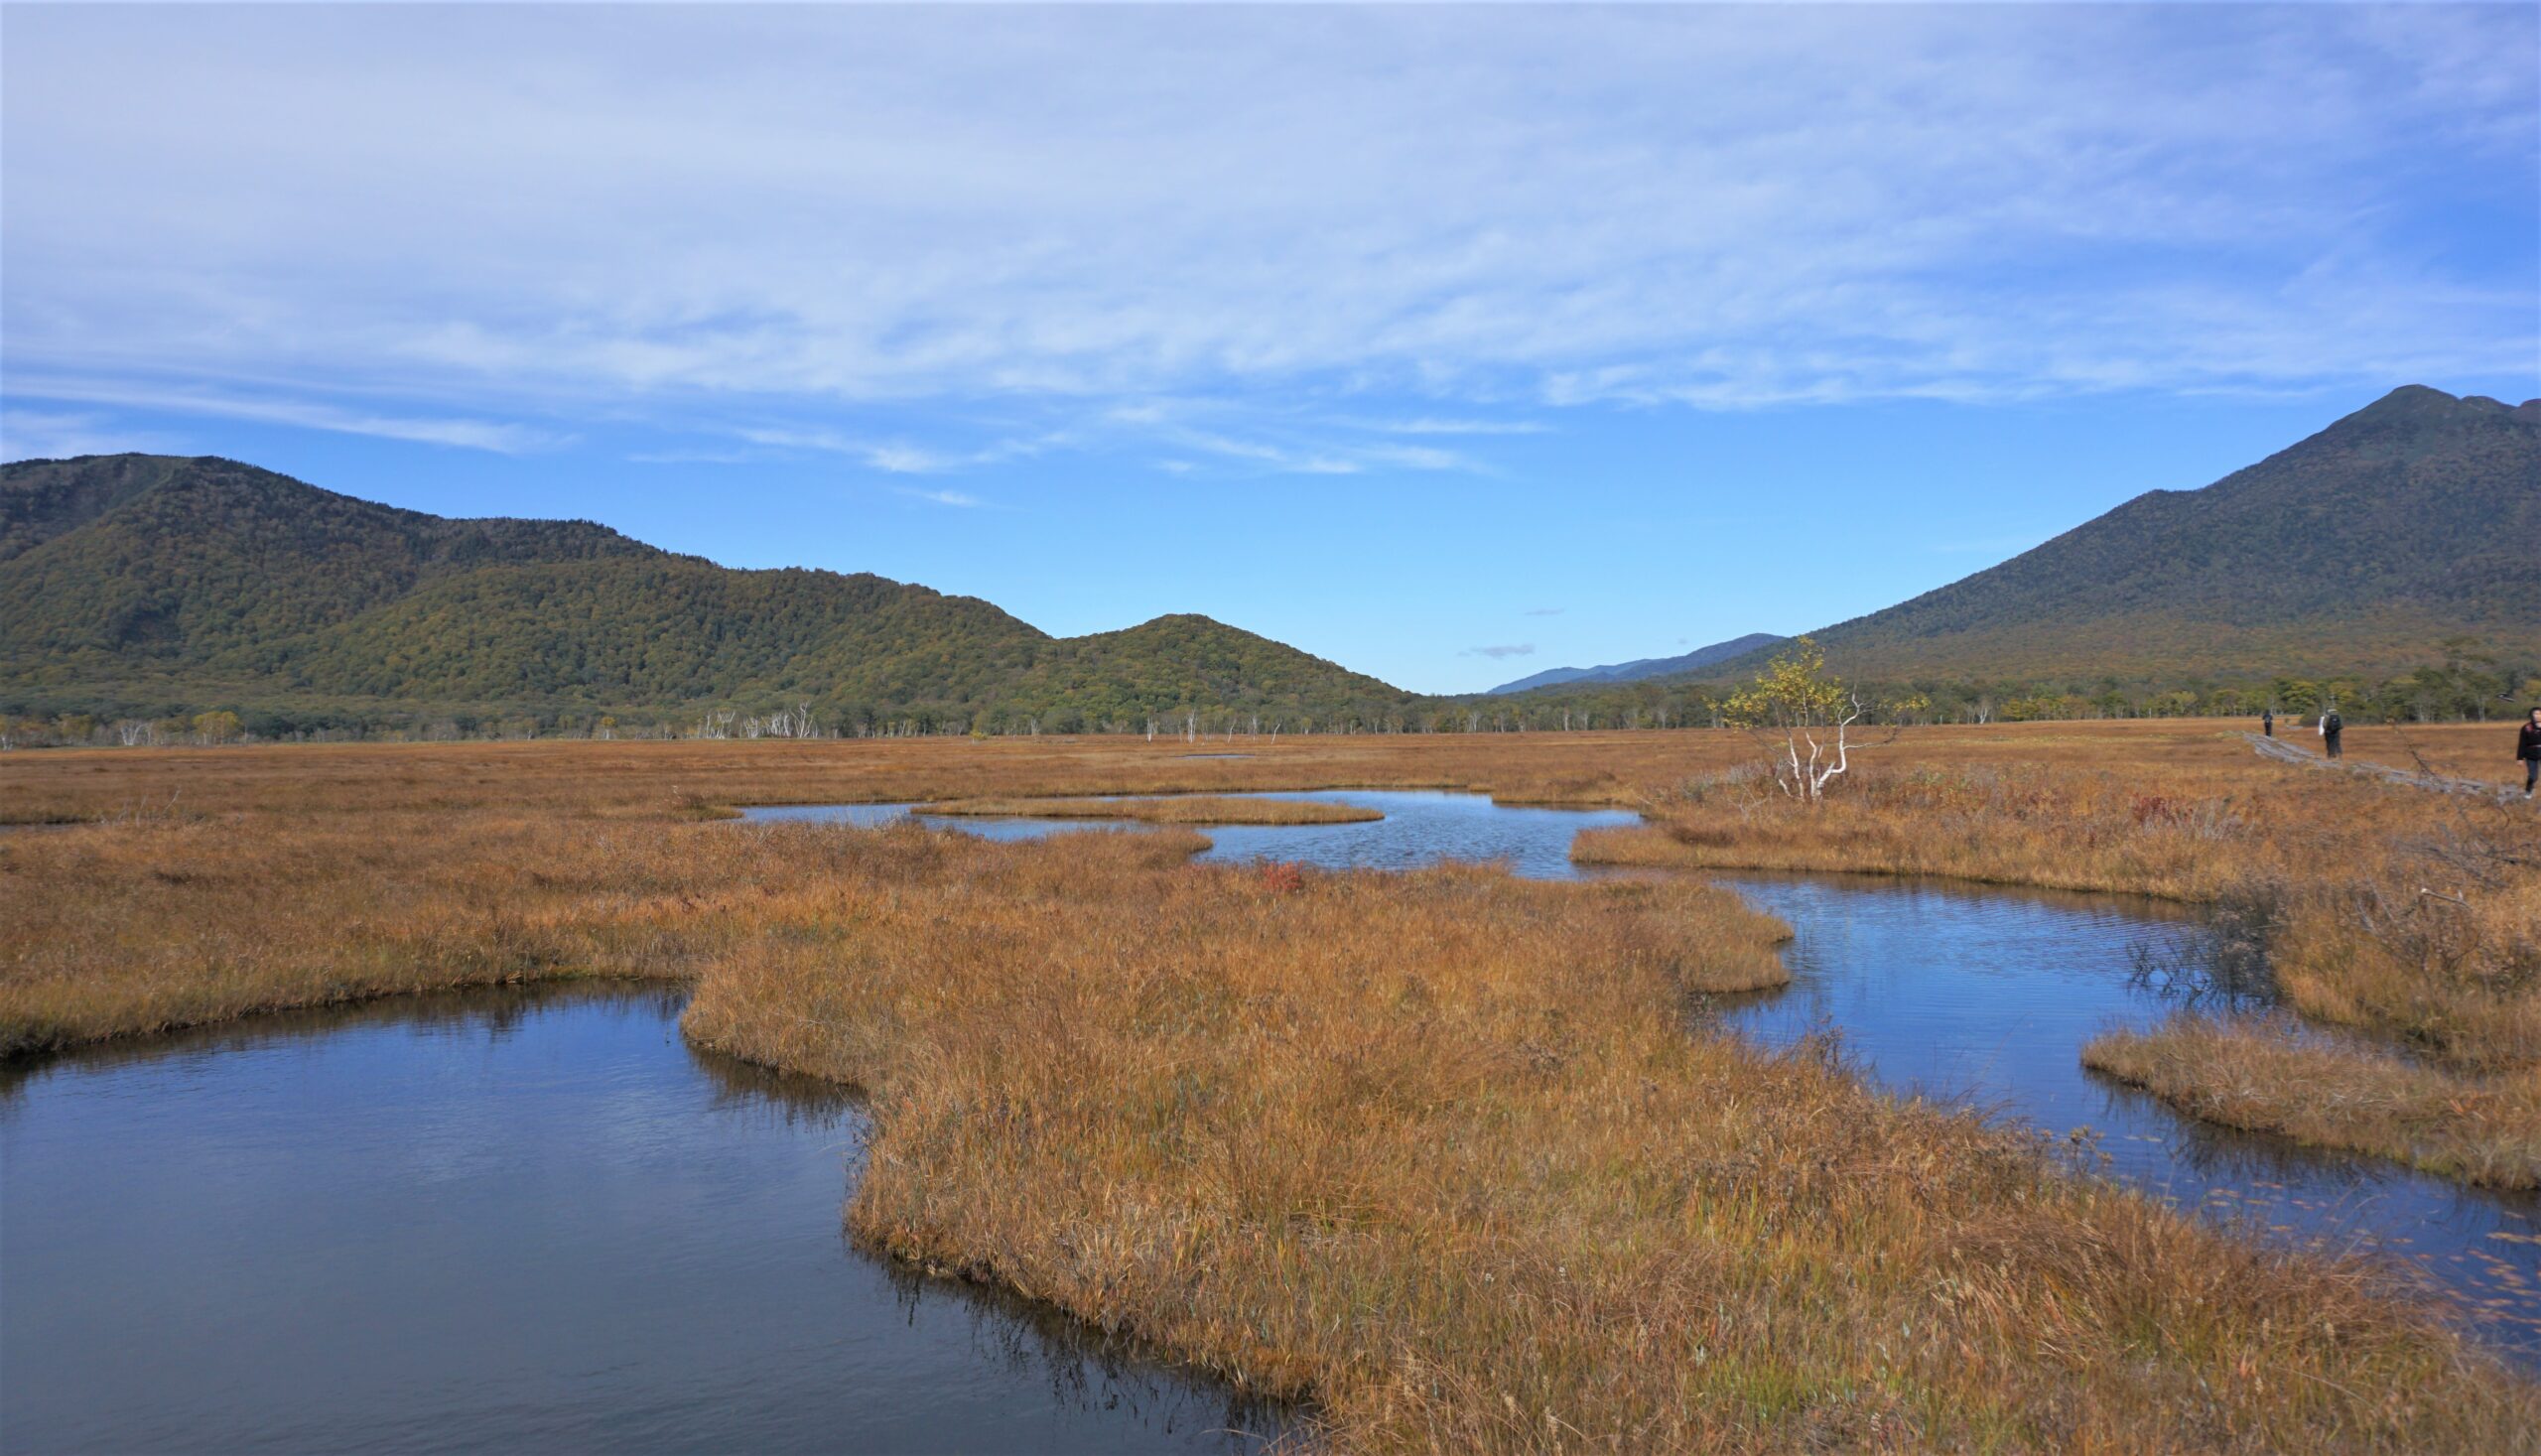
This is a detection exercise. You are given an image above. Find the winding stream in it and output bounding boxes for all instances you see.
[1712,872,2540,1358]
[6,790,2532,1451]
[757,791,2541,1359]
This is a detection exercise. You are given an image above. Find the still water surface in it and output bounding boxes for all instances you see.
[0,990,1284,1454]
[742,789,1637,881]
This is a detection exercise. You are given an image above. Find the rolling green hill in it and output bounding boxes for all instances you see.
[1707,385,2539,685]
[0,455,1406,730]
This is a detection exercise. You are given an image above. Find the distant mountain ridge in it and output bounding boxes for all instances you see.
[1672,385,2538,687]
[0,455,1408,727]
[5,383,2529,731]
[1486,632,1787,696]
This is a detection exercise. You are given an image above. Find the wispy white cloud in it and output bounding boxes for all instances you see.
[628,447,762,465]
[1465,643,1537,660]
[1,408,178,462]
[732,422,1070,475]
[893,484,985,508]
[4,377,561,453]
[1522,606,1564,617]
[1114,406,1483,477]
[1350,417,1550,437]
[2,5,2529,449]
[866,445,958,475]
[1359,443,1469,471]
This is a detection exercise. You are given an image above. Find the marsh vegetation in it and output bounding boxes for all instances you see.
[3,723,2536,1448]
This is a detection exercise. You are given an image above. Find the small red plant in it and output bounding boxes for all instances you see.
[1259,860,1306,895]
[2129,794,2180,828]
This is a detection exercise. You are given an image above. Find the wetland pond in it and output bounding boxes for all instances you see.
[6,791,2532,1452]
[0,991,1285,1454]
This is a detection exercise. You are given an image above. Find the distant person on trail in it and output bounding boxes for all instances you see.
[2318,708,2343,760]
[2261,708,2274,737]
[2519,707,2540,799]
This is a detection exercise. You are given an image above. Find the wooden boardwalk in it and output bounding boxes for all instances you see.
[2242,731,2528,805]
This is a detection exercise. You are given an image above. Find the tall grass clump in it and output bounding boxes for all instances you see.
[2085,1015,2541,1189]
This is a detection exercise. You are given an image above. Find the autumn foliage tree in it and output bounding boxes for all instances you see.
[1723,637,1871,805]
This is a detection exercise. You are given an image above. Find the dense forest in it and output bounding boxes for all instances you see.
[0,455,1408,740]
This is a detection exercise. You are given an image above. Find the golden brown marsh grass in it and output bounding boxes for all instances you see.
[6,722,2531,1123]
[22,717,2508,823]
[677,825,2533,1451]
[2084,1017,2541,1190]
[914,795,1384,825]
[0,811,725,1054]
[0,730,1673,823]
[4,732,2538,1444]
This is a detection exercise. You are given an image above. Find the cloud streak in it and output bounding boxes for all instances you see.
[1,408,177,463]
[893,485,985,509]
[4,376,561,454]
[2,5,2530,460]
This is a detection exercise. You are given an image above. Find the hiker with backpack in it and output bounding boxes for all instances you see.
[2518,707,2540,799]
[2318,707,2343,760]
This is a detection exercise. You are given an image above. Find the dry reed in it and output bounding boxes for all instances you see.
[676,825,2533,1451]
[2085,1016,2541,1190]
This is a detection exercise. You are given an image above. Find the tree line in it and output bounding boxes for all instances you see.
[5,639,2532,749]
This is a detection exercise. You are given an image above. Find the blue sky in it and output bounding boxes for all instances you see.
[4,4,2534,694]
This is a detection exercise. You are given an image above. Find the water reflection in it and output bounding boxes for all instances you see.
[0,987,1290,1454]
[741,789,1635,882]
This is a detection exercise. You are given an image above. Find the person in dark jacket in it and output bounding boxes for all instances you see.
[2318,708,2343,759]
[2261,708,2274,737]
[2519,707,2540,798]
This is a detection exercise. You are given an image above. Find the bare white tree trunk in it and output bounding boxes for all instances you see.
[1769,696,1865,803]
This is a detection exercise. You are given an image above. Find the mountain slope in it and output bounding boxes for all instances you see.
[1487,632,1787,696]
[1,456,665,676]
[1008,614,1405,724]
[1711,386,2540,683]
[0,455,1406,724]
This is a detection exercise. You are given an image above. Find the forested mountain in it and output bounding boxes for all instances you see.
[0,455,1406,730]
[1486,632,1786,696]
[1697,385,2540,684]
[8,383,2529,738]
